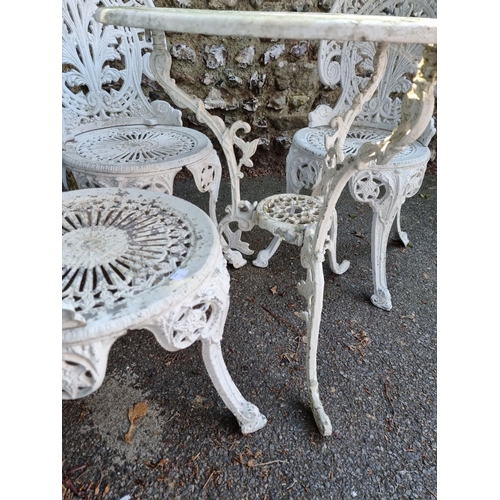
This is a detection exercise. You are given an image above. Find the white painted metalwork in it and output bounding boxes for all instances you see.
[62,0,222,225]
[296,44,436,434]
[92,4,437,436]
[62,188,267,434]
[283,0,437,311]
[94,7,437,44]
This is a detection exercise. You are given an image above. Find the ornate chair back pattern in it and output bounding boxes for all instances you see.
[62,0,181,140]
[311,0,436,141]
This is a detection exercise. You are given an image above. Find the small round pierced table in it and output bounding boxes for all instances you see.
[62,187,266,434]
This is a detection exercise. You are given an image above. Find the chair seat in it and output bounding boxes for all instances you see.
[63,124,216,174]
[62,187,267,434]
[62,188,219,344]
[292,125,430,168]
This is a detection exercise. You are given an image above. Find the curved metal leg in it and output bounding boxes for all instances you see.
[185,149,222,226]
[201,339,267,434]
[298,261,332,436]
[350,166,426,311]
[199,262,266,433]
[143,255,266,433]
[394,208,409,246]
[253,236,283,268]
[369,204,395,311]
[326,208,350,275]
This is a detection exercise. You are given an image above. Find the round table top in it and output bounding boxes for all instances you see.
[62,187,220,344]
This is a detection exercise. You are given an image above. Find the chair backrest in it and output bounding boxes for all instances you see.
[309,0,436,141]
[62,0,182,141]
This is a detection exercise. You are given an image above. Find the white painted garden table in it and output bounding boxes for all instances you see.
[92,7,437,436]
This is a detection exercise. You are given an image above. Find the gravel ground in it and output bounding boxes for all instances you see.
[62,170,437,500]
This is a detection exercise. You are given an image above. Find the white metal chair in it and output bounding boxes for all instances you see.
[62,0,222,225]
[274,0,437,311]
[62,187,267,434]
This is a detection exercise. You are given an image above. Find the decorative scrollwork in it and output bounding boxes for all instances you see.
[62,336,118,400]
[144,254,230,350]
[350,170,391,204]
[62,354,98,399]
[148,31,260,266]
[315,0,436,128]
[62,0,182,133]
[62,192,195,315]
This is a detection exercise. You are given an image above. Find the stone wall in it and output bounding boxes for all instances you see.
[145,0,437,176]
[145,0,341,175]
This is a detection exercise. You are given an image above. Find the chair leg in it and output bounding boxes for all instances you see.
[186,150,222,226]
[142,256,266,434]
[369,203,395,311]
[200,263,266,434]
[371,167,427,310]
[394,208,410,246]
[252,236,283,268]
[350,166,426,311]
[201,338,267,434]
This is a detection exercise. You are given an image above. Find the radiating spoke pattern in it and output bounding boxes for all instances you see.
[62,192,195,314]
[305,128,417,158]
[76,127,197,163]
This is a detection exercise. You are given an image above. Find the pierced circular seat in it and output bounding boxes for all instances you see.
[291,125,430,177]
[63,124,221,222]
[255,194,323,247]
[62,187,266,435]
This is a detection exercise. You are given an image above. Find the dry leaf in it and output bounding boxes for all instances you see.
[247,459,255,467]
[102,484,111,498]
[192,395,207,408]
[270,286,277,295]
[124,402,148,443]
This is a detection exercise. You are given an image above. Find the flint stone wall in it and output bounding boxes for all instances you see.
[147,0,437,175]
[145,0,342,174]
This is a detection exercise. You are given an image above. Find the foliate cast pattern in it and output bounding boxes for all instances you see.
[260,195,322,226]
[62,0,155,129]
[317,0,436,128]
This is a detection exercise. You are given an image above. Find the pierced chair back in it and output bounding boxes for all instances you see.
[311,0,436,145]
[62,0,222,225]
[62,0,181,140]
